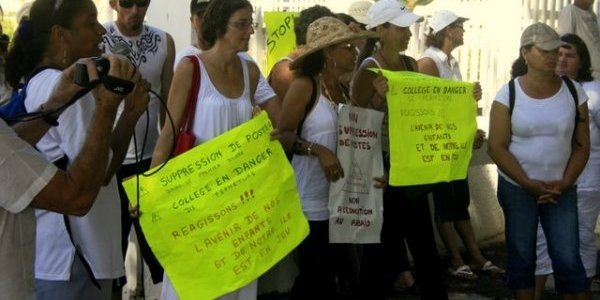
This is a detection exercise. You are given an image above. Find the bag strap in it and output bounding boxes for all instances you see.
[509,77,580,141]
[64,215,101,289]
[401,55,415,72]
[509,76,578,117]
[561,75,579,125]
[297,76,318,136]
[508,78,516,116]
[180,55,201,135]
[50,156,101,290]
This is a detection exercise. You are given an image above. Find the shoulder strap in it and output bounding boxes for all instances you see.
[180,55,201,134]
[401,55,414,72]
[561,75,580,131]
[49,154,102,289]
[508,78,516,116]
[362,57,383,69]
[297,76,318,136]
[561,75,579,110]
[63,215,101,289]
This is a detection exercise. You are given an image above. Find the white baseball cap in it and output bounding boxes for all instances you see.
[348,1,372,25]
[366,0,423,30]
[429,10,469,34]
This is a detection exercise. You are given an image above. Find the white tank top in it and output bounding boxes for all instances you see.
[292,90,338,221]
[191,55,255,143]
[103,22,168,163]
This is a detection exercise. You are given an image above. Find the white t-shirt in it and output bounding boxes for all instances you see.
[494,77,588,184]
[559,4,600,80]
[24,69,124,280]
[161,53,275,300]
[420,46,462,80]
[292,93,338,221]
[577,80,600,191]
[0,120,57,300]
[104,22,168,164]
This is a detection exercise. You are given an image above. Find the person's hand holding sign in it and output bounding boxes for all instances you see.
[372,71,389,110]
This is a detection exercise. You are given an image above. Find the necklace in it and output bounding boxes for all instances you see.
[320,75,350,109]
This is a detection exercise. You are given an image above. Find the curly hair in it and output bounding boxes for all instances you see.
[201,0,252,49]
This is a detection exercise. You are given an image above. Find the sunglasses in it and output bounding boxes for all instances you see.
[118,0,150,8]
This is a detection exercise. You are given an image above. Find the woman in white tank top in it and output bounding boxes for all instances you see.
[150,1,278,300]
[351,0,448,298]
[277,16,377,300]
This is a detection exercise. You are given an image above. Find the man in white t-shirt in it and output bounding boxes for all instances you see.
[558,0,600,79]
[0,57,136,300]
[103,0,175,287]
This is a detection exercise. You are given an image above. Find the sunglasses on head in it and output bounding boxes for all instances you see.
[118,0,150,8]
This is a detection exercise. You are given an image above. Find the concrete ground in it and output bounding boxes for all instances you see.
[122,242,600,300]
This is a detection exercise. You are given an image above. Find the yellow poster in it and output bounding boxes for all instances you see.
[122,112,308,300]
[264,11,298,74]
[378,70,477,186]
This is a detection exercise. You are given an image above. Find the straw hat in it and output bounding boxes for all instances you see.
[290,16,378,70]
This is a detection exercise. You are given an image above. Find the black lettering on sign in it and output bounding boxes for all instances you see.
[267,15,294,54]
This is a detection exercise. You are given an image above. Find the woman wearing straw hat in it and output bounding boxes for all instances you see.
[277,16,377,299]
[351,0,448,299]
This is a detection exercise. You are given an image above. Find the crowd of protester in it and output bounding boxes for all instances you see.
[1,0,600,299]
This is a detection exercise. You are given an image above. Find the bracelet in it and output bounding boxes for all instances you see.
[306,142,314,156]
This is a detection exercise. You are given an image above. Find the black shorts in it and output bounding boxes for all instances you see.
[432,178,471,222]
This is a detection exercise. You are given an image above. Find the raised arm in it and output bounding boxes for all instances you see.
[30,56,135,216]
[278,76,343,181]
[351,61,383,108]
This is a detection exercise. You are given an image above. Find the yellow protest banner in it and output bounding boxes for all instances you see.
[377,70,477,186]
[264,11,298,74]
[122,112,308,300]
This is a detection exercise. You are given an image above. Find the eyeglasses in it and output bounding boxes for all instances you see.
[119,0,150,8]
[228,20,257,31]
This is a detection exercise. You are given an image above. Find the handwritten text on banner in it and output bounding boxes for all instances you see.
[123,112,308,300]
[264,11,298,74]
[377,70,477,186]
